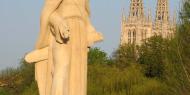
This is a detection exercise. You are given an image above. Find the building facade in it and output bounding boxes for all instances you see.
[120,0,176,45]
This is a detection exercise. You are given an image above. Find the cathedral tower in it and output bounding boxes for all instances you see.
[120,0,176,46]
[154,0,174,38]
[120,0,152,45]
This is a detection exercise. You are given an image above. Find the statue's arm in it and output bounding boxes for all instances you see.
[49,12,70,44]
[35,0,63,48]
[40,0,64,37]
[25,47,49,63]
[41,0,63,19]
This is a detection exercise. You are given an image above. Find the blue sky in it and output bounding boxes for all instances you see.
[0,0,180,70]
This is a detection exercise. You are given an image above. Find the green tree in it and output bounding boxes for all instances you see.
[178,0,190,74]
[0,60,38,95]
[113,44,136,69]
[138,36,166,78]
[88,47,109,64]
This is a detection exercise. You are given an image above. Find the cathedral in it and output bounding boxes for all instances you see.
[120,0,176,45]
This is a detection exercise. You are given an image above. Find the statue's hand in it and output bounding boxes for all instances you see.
[49,12,70,43]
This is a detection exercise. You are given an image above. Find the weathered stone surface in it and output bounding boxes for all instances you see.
[25,0,103,95]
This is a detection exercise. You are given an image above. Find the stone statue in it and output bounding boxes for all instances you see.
[24,0,103,95]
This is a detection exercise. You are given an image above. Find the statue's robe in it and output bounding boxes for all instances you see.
[26,29,53,95]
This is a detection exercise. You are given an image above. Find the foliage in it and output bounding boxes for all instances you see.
[138,36,166,78]
[0,61,38,95]
[178,0,190,75]
[88,63,170,95]
[113,44,136,68]
[88,47,109,64]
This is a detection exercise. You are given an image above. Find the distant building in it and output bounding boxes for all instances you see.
[120,0,176,45]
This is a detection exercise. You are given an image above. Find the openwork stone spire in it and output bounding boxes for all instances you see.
[147,8,152,22]
[155,0,169,24]
[120,8,127,45]
[154,0,174,38]
[129,0,144,18]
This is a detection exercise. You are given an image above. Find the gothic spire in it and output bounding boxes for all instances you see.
[129,0,145,18]
[172,10,177,26]
[122,8,126,22]
[147,8,152,22]
[155,0,169,23]
[120,8,126,45]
